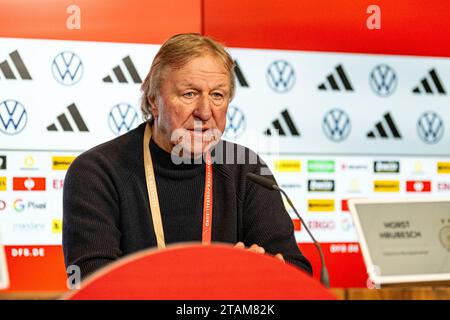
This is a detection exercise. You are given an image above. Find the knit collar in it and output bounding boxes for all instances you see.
[149,138,205,178]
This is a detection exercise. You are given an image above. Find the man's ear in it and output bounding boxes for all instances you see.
[148,96,158,119]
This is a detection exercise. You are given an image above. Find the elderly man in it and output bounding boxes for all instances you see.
[63,33,312,279]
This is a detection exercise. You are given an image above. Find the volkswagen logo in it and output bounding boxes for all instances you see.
[108,103,139,136]
[369,64,397,96]
[322,109,351,142]
[417,111,444,144]
[0,99,28,135]
[52,51,83,86]
[266,60,295,93]
[224,105,246,140]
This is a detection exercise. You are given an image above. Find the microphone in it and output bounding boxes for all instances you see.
[246,172,330,288]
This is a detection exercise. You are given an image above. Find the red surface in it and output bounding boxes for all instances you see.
[204,0,450,57]
[300,242,367,288]
[66,244,335,300]
[0,0,201,44]
[0,245,67,292]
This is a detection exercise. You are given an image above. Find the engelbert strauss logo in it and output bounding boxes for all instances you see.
[51,51,83,85]
[322,109,351,142]
[108,103,139,136]
[224,105,246,139]
[369,64,397,97]
[0,100,28,135]
[417,111,444,144]
[266,60,296,93]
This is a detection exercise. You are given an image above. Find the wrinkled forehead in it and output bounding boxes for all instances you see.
[161,52,231,77]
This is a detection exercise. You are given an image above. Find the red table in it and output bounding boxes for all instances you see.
[64,244,335,300]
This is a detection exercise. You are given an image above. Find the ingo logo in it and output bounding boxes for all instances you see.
[108,103,139,136]
[51,51,83,85]
[266,60,296,93]
[369,64,397,97]
[322,109,351,142]
[224,105,246,140]
[0,99,28,135]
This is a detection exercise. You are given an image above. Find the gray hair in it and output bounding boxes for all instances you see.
[140,33,236,123]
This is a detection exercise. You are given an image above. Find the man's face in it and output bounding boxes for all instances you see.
[150,54,231,157]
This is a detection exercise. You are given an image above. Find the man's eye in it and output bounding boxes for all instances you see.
[211,92,224,99]
[183,92,195,98]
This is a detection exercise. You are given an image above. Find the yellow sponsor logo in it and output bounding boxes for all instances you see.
[308,199,335,212]
[24,156,35,168]
[274,160,301,172]
[437,162,450,174]
[52,219,63,234]
[374,180,400,192]
[0,177,6,191]
[52,156,75,170]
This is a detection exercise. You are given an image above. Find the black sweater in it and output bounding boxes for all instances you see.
[63,122,312,279]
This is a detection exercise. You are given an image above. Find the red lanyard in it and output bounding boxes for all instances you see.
[202,152,213,244]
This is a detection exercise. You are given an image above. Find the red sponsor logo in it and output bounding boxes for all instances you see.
[341,199,361,212]
[341,199,349,212]
[13,177,46,191]
[307,220,336,230]
[52,179,64,190]
[292,219,301,231]
[438,182,450,191]
[406,180,431,192]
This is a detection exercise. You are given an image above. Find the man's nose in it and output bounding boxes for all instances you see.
[193,94,212,121]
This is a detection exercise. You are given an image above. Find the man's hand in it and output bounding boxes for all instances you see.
[234,242,285,262]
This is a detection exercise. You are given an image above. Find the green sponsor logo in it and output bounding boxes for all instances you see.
[308,160,335,173]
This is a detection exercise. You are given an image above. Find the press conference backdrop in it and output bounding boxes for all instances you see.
[1,0,450,291]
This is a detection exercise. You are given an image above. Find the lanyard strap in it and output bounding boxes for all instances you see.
[202,151,213,245]
[143,123,213,248]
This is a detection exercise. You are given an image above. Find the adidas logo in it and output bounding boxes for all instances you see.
[412,68,446,95]
[103,56,142,84]
[318,64,353,91]
[234,60,249,87]
[264,109,300,136]
[0,50,32,80]
[367,112,401,139]
[47,103,89,132]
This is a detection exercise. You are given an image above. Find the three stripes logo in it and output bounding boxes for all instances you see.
[52,51,83,85]
[318,64,353,92]
[264,109,300,136]
[103,56,142,84]
[47,103,89,132]
[0,50,32,80]
[412,69,446,95]
[234,60,249,87]
[367,112,401,139]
